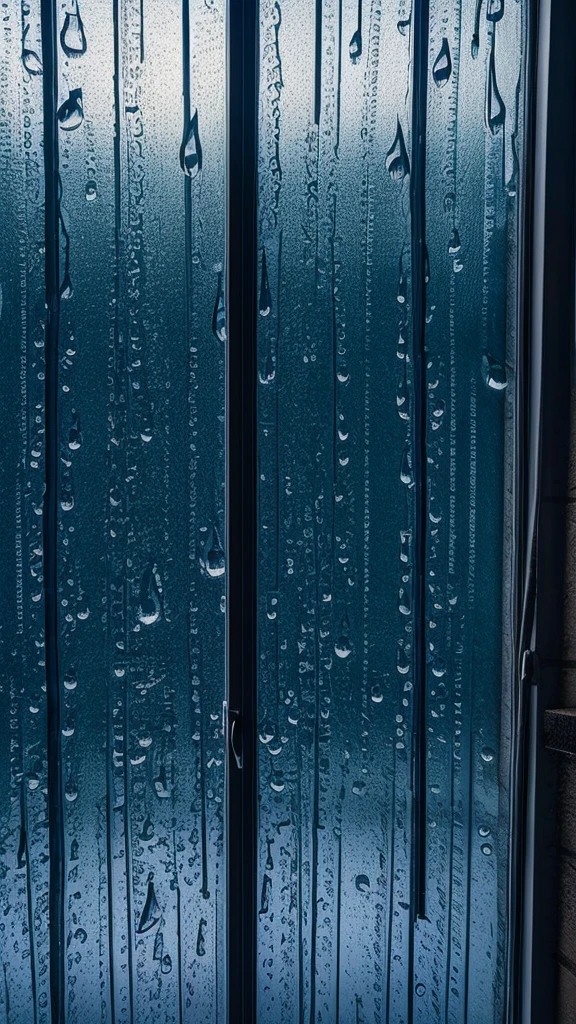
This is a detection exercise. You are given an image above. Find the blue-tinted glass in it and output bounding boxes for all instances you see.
[0,0,227,1020]
[0,2,51,1019]
[256,1,529,1020]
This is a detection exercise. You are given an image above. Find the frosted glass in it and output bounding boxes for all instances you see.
[256,1,529,1021]
[0,0,227,1021]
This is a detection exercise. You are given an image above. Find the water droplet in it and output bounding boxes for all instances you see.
[481,746,495,763]
[17,827,27,868]
[482,353,507,390]
[22,26,43,76]
[161,953,173,974]
[397,256,407,304]
[432,37,452,87]
[259,249,272,317]
[415,983,426,997]
[352,780,366,796]
[137,874,161,933]
[400,530,412,563]
[431,654,446,678]
[397,646,410,675]
[400,445,413,486]
[265,837,275,871]
[137,562,162,625]
[60,1,87,58]
[68,413,82,450]
[28,774,40,791]
[57,88,84,131]
[355,873,370,892]
[74,928,87,944]
[486,49,505,134]
[196,917,207,955]
[371,684,384,704]
[259,352,276,384]
[212,271,226,342]
[349,29,362,63]
[62,719,75,737]
[200,525,226,578]
[479,825,491,838]
[65,780,78,802]
[180,110,202,178]
[85,180,97,202]
[481,843,493,856]
[471,33,480,59]
[397,16,411,35]
[486,0,504,21]
[60,271,73,301]
[386,118,410,181]
[448,227,461,255]
[70,839,79,861]
[334,613,351,658]
[153,930,164,961]
[399,584,411,616]
[154,765,170,799]
[64,667,78,691]
[259,874,272,915]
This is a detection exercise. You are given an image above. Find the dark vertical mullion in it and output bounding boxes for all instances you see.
[40,1,64,1020]
[410,0,430,924]
[227,0,258,1020]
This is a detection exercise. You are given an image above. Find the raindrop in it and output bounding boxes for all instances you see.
[60,1,87,58]
[415,983,426,997]
[400,530,412,563]
[64,781,78,802]
[265,837,275,871]
[64,667,78,690]
[137,562,162,625]
[259,874,272,915]
[212,271,227,342]
[200,525,226,578]
[486,0,504,21]
[154,766,170,799]
[259,249,272,317]
[432,37,452,87]
[371,684,384,704]
[180,110,202,178]
[479,825,491,838]
[196,918,207,956]
[481,843,493,856]
[448,227,461,255]
[481,747,495,763]
[482,353,507,390]
[153,931,164,961]
[400,445,413,486]
[352,780,366,796]
[60,271,73,301]
[85,180,97,202]
[471,33,480,59]
[386,118,410,181]
[397,646,410,675]
[68,413,82,450]
[137,874,161,933]
[17,827,27,868]
[70,839,79,861]
[57,88,84,131]
[22,26,42,75]
[486,48,505,134]
[397,256,407,304]
[161,954,173,974]
[397,16,411,35]
[334,613,351,659]
[140,817,154,841]
[355,874,370,892]
[431,654,446,678]
[349,29,362,63]
[259,352,276,384]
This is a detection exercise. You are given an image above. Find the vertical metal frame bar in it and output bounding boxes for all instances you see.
[226,0,259,1020]
[521,0,576,1020]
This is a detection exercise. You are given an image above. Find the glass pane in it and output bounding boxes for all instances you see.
[0,0,227,1020]
[256,2,529,1021]
[0,2,52,1019]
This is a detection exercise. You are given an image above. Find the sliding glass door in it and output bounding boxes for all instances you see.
[0,0,531,1021]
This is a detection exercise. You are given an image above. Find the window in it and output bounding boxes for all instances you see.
[0,0,540,1021]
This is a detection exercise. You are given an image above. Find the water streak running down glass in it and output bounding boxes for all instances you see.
[0,0,227,1020]
[256,0,528,1021]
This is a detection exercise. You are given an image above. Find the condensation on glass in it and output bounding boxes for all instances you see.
[0,1,227,1021]
[256,1,528,1022]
